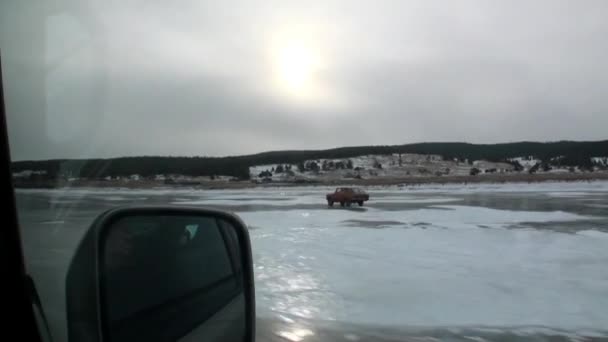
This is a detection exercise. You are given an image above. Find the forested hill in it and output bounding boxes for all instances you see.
[11,140,608,180]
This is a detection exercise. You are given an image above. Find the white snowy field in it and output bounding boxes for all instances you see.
[15,180,608,340]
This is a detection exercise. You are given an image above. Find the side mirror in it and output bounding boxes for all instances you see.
[66,206,255,342]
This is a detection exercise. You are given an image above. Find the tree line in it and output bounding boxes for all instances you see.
[11,140,608,180]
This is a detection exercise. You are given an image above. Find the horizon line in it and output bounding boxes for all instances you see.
[11,139,608,163]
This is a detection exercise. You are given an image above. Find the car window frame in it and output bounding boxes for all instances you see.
[0,54,46,342]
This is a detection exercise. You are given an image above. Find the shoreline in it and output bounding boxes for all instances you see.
[13,172,608,190]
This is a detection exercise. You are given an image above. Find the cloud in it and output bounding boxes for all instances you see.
[1,0,607,160]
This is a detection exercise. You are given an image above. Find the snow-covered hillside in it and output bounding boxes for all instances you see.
[508,156,541,168]
[249,154,515,182]
[593,157,608,166]
[249,153,608,183]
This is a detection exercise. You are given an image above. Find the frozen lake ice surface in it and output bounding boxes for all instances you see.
[15,180,608,340]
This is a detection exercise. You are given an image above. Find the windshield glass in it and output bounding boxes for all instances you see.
[2,1,608,341]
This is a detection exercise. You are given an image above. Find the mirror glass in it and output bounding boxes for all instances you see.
[101,214,247,342]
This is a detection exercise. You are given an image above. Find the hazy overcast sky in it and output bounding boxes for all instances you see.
[1,0,607,160]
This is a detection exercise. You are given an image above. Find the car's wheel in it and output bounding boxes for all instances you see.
[328,200,334,207]
[358,201,363,206]
[340,201,345,207]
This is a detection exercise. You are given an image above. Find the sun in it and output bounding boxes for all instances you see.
[273,40,321,97]
[267,33,343,108]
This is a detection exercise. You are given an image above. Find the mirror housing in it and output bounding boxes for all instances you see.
[66,206,255,342]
